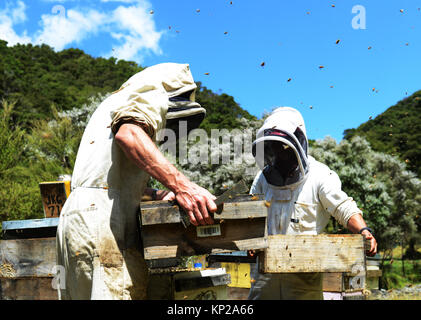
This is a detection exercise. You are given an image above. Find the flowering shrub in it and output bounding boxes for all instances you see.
[310,136,421,250]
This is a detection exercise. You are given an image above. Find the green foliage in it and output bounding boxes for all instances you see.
[344,91,421,177]
[0,100,25,176]
[195,82,257,133]
[0,41,256,133]
[0,100,44,228]
[0,94,101,232]
[26,106,82,172]
[160,117,263,196]
[381,263,407,289]
[0,40,143,127]
[381,260,421,289]
[310,136,421,251]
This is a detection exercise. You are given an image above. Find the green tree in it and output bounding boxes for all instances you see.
[196,83,257,133]
[0,100,25,175]
[310,136,421,252]
[158,117,263,196]
[0,100,43,227]
[344,91,421,177]
[25,105,84,177]
[0,41,143,128]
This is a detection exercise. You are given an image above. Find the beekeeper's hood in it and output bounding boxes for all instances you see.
[113,63,206,140]
[252,107,309,187]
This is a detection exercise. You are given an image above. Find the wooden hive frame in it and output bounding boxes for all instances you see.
[259,234,367,274]
[139,195,268,268]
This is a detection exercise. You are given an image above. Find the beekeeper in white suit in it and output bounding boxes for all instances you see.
[248,107,377,300]
[56,63,217,300]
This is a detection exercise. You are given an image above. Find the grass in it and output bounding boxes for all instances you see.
[367,245,421,300]
[368,290,421,300]
[380,259,421,289]
[370,245,421,300]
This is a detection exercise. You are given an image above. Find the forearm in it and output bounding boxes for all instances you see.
[347,213,377,256]
[115,123,216,226]
[346,213,367,234]
[115,123,191,194]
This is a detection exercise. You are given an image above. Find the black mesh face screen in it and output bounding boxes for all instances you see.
[263,165,286,186]
[262,128,307,171]
[294,127,307,156]
[252,127,309,186]
[165,112,205,138]
[263,140,297,168]
[166,88,204,138]
[168,90,195,102]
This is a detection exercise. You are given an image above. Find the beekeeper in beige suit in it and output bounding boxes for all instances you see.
[56,63,217,300]
[248,107,377,300]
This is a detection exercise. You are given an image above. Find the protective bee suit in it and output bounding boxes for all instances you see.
[56,63,205,300]
[248,107,362,300]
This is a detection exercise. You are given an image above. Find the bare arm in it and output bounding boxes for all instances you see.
[347,213,377,256]
[115,123,216,226]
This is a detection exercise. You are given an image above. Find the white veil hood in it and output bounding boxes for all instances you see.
[252,107,309,186]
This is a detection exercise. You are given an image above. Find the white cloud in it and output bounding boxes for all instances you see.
[0,0,163,63]
[40,0,70,2]
[101,0,138,3]
[40,0,138,2]
[108,2,162,62]
[0,1,31,45]
[11,1,27,23]
[34,9,105,51]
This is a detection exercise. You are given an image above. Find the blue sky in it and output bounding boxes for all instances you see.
[1,0,421,142]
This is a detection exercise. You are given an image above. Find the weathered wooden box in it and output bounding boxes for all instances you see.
[2,218,59,240]
[260,234,367,274]
[39,181,71,218]
[139,195,268,268]
[148,268,231,300]
[0,237,58,300]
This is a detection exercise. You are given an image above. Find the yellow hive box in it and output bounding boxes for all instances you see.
[220,263,251,289]
[39,181,71,218]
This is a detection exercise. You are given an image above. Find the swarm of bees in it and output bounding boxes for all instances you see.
[175,2,417,113]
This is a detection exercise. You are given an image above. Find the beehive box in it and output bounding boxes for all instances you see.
[139,195,267,268]
[39,181,71,218]
[220,262,251,289]
[0,237,58,300]
[147,268,231,300]
[259,234,367,274]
